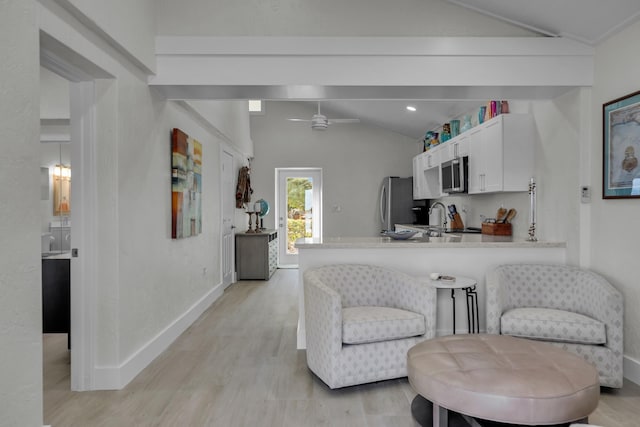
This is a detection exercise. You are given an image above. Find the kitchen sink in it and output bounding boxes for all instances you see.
[446,228,482,234]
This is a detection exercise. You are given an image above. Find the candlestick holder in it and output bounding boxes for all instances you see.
[527,178,537,242]
[246,211,256,233]
[254,214,262,233]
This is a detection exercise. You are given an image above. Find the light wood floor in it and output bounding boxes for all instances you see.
[44,269,640,426]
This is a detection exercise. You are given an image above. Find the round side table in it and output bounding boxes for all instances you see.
[429,276,479,334]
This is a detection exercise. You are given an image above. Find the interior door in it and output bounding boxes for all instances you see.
[276,168,322,268]
[221,150,234,287]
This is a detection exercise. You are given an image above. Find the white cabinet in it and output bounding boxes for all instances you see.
[440,134,470,163]
[467,114,534,194]
[412,154,425,198]
[413,146,445,200]
[424,147,441,169]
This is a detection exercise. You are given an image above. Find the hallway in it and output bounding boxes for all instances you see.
[44,269,640,426]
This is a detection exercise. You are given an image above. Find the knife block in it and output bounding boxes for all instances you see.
[481,222,512,236]
[450,213,464,231]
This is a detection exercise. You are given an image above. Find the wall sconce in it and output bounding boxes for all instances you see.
[53,164,71,216]
[53,164,71,178]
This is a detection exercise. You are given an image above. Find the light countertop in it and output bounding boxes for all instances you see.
[42,251,71,259]
[295,235,565,249]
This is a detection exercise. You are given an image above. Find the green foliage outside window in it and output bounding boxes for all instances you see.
[286,178,313,253]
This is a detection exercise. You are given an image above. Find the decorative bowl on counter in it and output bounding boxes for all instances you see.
[383,230,418,240]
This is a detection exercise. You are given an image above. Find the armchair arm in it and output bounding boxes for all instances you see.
[576,270,624,356]
[485,267,508,334]
[378,270,437,339]
[303,271,343,383]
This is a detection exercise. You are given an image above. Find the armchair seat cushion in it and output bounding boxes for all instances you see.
[501,307,606,345]
[342,306,425,345]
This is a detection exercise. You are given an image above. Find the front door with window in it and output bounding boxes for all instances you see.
[276,168,322,267]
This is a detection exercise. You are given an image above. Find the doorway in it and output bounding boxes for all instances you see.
[221,149,235,287]
[41,32,109,392]
[276,168,322,267]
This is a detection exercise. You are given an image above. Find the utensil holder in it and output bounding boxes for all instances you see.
[481,223,512,236]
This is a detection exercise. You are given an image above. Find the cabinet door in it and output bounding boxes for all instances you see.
[423,166,442,198]
[425,147,440,169]
[455,134,470,157]
[480,119,504,193]
[467,128,484,194]
[441,134,469,164]
[412,154,423,199]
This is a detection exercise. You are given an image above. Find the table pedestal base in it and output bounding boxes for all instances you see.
[410,395,589,427]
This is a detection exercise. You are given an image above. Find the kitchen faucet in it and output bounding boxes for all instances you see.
[428,202,448,236]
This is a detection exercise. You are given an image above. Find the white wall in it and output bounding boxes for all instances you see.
[40,66,70,119]
[250,101,418,237]
[591,20,640,361]
[0,2,42,426]
[185,100,253,158]
[115,86,225,361]
[156,0,538,37]
[64,0,156,72]
[36,0,251,389]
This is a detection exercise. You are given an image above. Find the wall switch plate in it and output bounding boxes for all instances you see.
[581,186,591,203]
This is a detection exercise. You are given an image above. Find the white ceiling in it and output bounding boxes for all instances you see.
[286,1,640,140]
[447,0,640,45]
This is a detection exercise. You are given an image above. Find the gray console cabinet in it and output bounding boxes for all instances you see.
[235,230,278,280]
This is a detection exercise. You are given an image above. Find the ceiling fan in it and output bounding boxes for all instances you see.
[287,102,360,131]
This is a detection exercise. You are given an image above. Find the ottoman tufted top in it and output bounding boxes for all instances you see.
[407,334,600,425]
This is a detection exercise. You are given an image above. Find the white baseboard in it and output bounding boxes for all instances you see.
[93,281,224,390]
[624,355,640,386]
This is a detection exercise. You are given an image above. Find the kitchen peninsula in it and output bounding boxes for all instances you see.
[295,235,566,349]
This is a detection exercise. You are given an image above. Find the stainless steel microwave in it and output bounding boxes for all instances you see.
[441,156,468,193]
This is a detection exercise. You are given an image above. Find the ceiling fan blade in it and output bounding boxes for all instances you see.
[327,118,360,124]
[287,118,312,122]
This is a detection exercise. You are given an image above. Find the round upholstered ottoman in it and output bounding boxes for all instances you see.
[407,334,600,426]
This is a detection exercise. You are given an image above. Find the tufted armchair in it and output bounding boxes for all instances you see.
[304,264,437,389]
[486,264,623,388]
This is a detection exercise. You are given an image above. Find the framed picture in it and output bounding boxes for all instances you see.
[171,128,202,238]
[603,90,640,198]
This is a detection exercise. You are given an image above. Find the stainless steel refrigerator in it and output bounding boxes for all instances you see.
[379,176,415,232]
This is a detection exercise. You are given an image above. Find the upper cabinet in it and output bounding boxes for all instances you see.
[413,146,445,200]
[467,114,534,194]
[413,113,535,198]
[440,133,470,164]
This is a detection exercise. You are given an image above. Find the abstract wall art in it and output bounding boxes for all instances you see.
[171,128,202,238]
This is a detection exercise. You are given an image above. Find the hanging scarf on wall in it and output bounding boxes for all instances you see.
[235,166,253,208]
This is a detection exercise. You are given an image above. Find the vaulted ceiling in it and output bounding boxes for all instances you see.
[298,1,640,139]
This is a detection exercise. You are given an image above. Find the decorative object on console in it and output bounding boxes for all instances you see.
[603,89,640,198]
[255,198,270,229]
[171,128,202,239]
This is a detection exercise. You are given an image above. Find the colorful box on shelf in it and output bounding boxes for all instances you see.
[481,222,512,236]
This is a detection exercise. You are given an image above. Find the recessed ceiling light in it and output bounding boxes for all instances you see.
[406,106,417,112]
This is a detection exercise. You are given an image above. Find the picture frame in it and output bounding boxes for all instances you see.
[603,90,640,199]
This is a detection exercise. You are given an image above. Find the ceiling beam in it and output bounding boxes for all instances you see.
[149,36,593,100]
